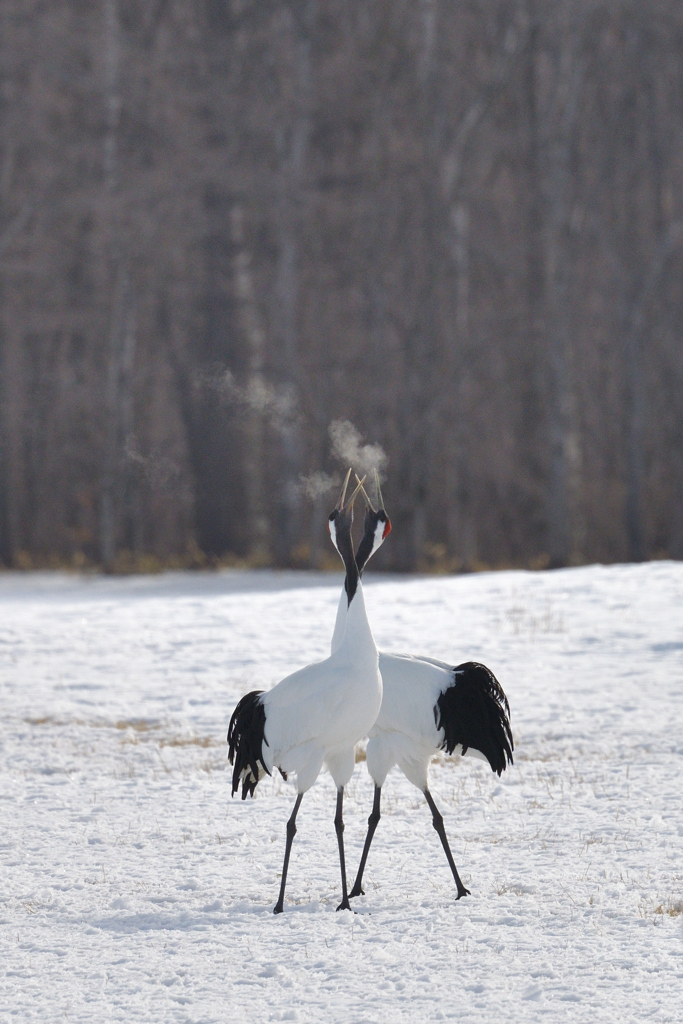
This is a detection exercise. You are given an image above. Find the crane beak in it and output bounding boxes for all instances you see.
[335,468,352,511]
[354,473,376,512]
[335,469,365,510]
[374,468,386,512]
[347,474,366,509]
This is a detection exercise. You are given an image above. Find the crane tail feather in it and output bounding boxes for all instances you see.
[227,690,270,798]
[435,662,514,775]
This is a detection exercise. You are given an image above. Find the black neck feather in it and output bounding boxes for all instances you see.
[336,522,359,605]
[355,509,384,574]
[355,521,374,575]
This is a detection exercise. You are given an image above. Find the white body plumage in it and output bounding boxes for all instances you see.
[261,583,382,793]
[331,595,488,790]
[369,653,490,789]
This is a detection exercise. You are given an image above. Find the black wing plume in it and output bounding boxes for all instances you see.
[435,662,514,776]
[227,690,270,799]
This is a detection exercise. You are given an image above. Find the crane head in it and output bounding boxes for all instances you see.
[327,468,365,556]
[355,469,391,573]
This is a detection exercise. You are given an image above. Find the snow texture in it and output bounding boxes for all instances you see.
[1,562,682,1022]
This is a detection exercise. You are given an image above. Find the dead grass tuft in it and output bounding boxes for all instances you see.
[114,720,157,733]
[654,901,683,918]
[159,736,215,748]
[496,883,534,896]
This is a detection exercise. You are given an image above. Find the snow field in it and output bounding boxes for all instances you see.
[1,563,682,1022]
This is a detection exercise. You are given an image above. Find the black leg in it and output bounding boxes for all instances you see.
[424,788,471,900]
[273,793,303,914]
[349,785,382,898]
[334,787,352,911]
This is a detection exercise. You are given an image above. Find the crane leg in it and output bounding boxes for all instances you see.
[273,793,304,914]
[334,787,352,911]
[424,788,471,900]
[349,785,382,898]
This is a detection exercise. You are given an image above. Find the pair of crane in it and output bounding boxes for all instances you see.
[228,470,514,914]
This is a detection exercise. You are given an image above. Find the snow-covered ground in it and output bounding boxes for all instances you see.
[1,562,682,1022]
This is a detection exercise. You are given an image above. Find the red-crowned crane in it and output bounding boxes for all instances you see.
[331,474,513,902]
[227,471,391,914]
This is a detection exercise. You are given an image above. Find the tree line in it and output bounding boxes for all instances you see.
[1,0,682,573]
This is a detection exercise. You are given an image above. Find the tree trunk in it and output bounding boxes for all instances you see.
[272,2,314,563]
[100,0,137,570]
[230,203,269,560]
[538,1,584,566]
[624,222,682,561]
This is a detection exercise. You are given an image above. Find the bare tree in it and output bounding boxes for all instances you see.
[623,221,683,560]
[269,0,315,563]
[533,0,586,565]
[101,265,137,568]
[230,203,269,560]
[100,0,138,570]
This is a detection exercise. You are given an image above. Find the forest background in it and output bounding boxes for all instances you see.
[1,0,682,574]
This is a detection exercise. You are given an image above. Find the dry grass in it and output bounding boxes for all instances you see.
[23,715,221,755]
[114,719,157,733]
[159,736,215,749]
[654,901,683,918]
[495,883,535,896]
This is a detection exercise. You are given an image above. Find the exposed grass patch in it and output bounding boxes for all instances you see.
[654,900,683,917]
[159,736,215,748]
[114,719,158,733]
[23,716,223,756]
